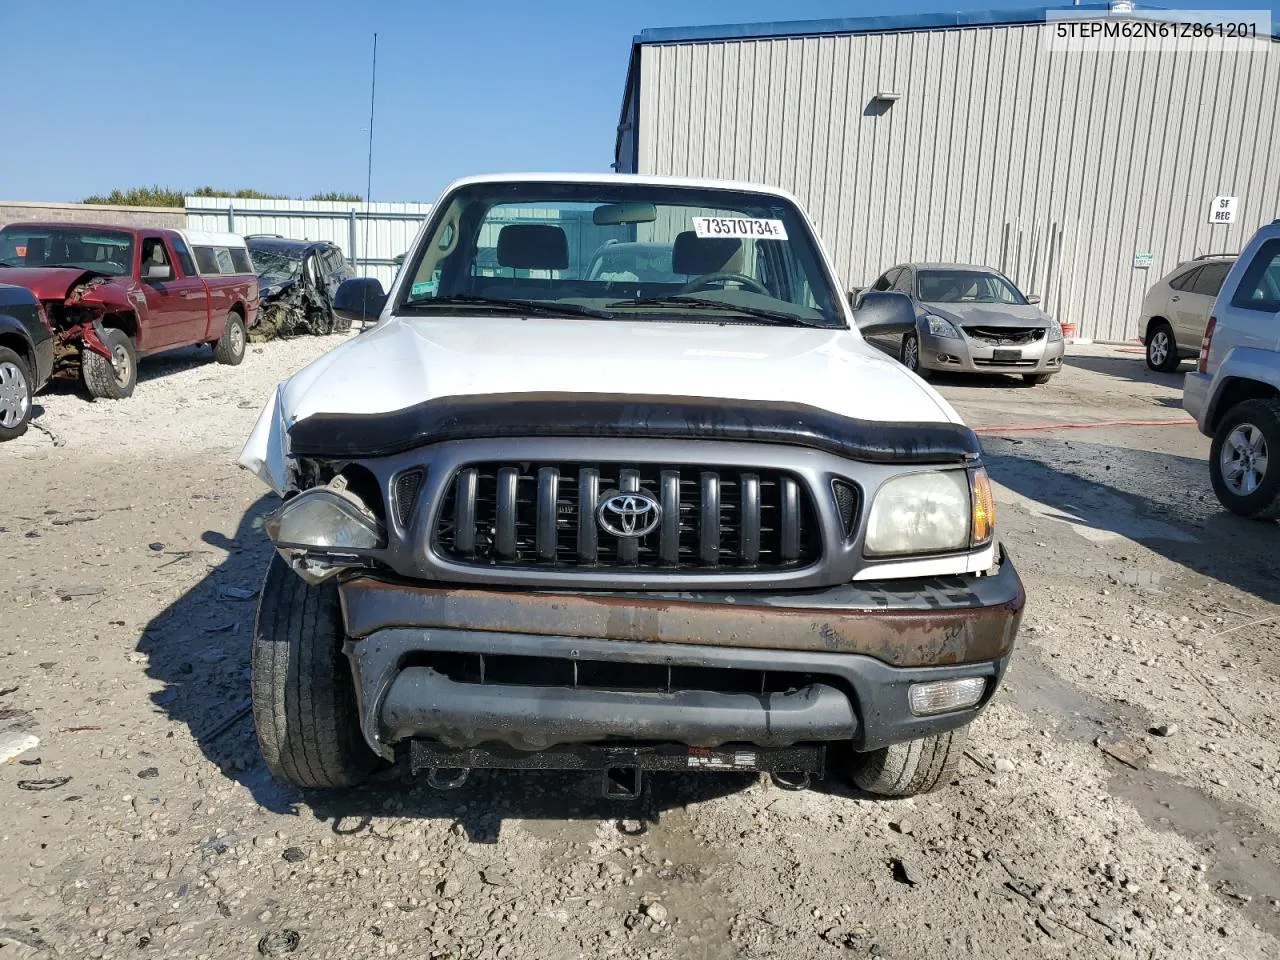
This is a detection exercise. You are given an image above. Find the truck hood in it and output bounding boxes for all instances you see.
[922,301,1050,327]
[0,267,101,301]
[241,314,963,492]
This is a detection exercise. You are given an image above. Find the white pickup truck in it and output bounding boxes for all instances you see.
[1183,218,1280,518]
[239,174,1025,800]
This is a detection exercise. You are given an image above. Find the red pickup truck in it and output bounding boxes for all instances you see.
[0,222,259,398]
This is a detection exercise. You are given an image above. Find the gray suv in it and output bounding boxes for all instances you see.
[1183,220,1280,518]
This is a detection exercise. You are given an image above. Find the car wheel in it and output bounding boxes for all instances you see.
[82,328,137,399]
[251,554,380,788]
[213,311,247,366]
[1145,322,1180,372]
[843,728,966,797]
[900,331,932,380]
[0,347,34,442]
[1023,373,1052,385]
[1209,398,1280,520]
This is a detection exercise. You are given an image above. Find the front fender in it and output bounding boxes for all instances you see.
[1206,346,1280,428]
[238,385,294,494]
[0,313,37,359]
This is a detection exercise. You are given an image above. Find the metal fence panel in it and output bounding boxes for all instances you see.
[184,196,433,289]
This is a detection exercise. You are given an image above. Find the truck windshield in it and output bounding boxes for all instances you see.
[399,181,845,328]
[0,225,134,276]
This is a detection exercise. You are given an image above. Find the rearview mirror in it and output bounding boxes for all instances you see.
[852,290,917,336]
[334,277,387,324]
[1026,294,1041,304]
[593,202,658,226]
[142,262,172,281]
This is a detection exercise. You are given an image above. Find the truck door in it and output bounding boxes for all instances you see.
[169,234,214,340]
[138,235,207,348]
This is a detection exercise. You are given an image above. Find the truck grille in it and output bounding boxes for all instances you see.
[433,462,824,570]
[962,326,1045,346]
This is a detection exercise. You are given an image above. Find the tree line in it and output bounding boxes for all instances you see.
[82,186,364,207]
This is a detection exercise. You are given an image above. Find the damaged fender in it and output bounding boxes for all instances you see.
[79,320,114,360]
[239,386,294,495]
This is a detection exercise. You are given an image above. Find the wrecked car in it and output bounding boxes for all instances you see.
[246,237,355,338]
[0,223,259,398]
[0,282,55,441]
[240,174,1025,800]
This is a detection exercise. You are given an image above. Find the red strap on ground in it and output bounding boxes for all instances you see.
[973,417,1195,434]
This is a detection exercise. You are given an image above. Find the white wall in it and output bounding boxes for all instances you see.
[185,197,432,289]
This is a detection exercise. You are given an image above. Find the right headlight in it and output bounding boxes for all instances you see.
[924,314,962,338]
[865,469,992,557]
[265,486,383,550]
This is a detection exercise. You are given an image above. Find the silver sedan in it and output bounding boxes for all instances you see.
[860,263,1066,385]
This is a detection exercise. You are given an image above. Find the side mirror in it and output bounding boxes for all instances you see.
[143,262,172,281]
[334,277,387,324]
[847,286,864,307]
[852,290,918,336]
[1026,294,1041,304]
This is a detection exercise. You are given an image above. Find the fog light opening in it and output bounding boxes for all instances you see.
[908,677,986,716]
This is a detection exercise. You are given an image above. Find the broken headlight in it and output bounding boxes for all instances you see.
[265,485,384,551]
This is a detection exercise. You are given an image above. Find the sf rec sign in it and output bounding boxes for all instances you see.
[1209,196,1237,225]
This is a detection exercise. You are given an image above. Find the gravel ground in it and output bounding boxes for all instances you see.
[1,338,1278,959]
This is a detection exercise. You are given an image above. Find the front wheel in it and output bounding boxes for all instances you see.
[1023,373,1052,386]
[900,331,932,380]
[82,328,137,399]
[1145,322,1180,372]
[0,347,34,442]
[843,728,966,797]
[1209,399,1280,520]
[251,555,380,788]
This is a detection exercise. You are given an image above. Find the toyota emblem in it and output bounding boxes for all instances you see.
[596,490,662,538]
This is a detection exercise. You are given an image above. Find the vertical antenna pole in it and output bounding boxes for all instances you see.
[360,33,379,324]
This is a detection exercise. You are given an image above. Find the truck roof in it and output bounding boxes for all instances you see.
[440,172,803,205]
[6,221,248,249]
[181,229,248,248]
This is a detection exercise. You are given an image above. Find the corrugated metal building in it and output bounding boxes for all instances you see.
[614,5,1280,340]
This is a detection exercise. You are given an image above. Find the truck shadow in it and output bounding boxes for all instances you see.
[982,434,1280,608]
[1064,352,1187,387]
[42,345,218,398]
[139,495,753,839]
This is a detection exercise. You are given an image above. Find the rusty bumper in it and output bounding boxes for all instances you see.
[338,546,1023,669]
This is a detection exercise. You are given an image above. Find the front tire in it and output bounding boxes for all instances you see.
[0,347,34,442]
[251,555,379,788]
[82,328,137,399]
[1023,373,1052,386]
[844,728,966,797]
[900,331,933,380]
[1209,399,1280,520]
[213,311,247,365]
[1145,321,1180,372]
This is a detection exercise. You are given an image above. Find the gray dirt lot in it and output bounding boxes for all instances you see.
[1,339,1278,960]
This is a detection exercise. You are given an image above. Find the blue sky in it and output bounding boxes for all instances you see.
[2,0,1272,203]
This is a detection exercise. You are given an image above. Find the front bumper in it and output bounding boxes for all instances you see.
[920,329,1065,376]
[339,546,1024,762]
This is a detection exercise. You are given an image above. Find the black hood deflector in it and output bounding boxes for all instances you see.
[287,393,981,464]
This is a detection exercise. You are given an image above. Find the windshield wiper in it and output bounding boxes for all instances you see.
[606,294,828,328]
[403,294,616,320]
